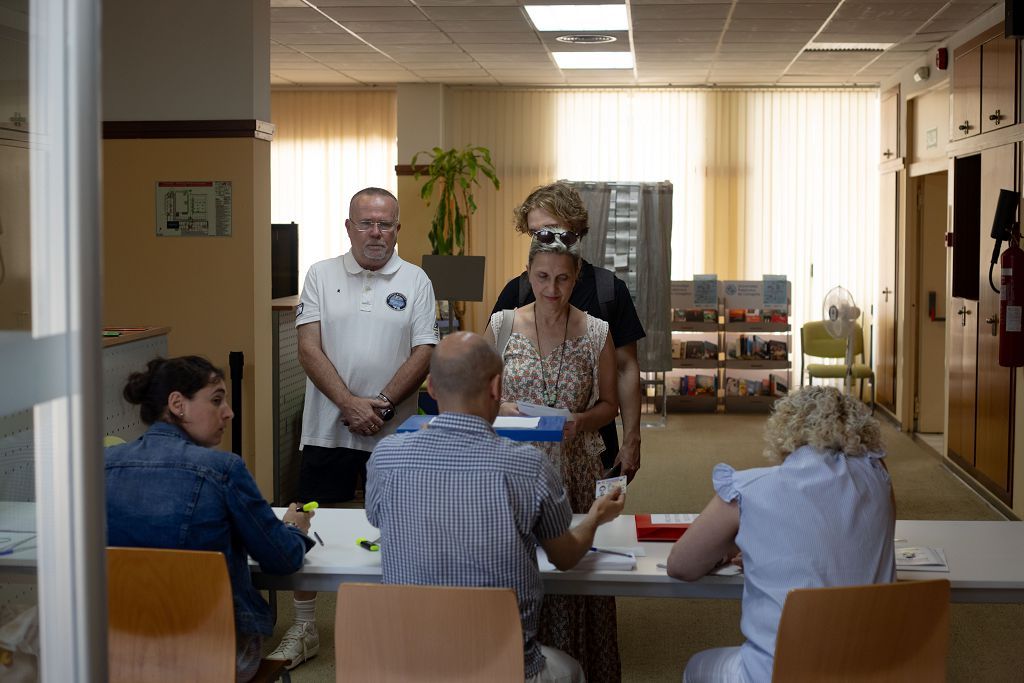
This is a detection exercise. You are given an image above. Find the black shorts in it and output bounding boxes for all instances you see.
[297,445,371,504]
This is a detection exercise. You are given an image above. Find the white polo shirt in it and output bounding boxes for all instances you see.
[296,249,438,452]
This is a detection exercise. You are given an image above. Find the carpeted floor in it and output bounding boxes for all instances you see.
[268,413,1024,682]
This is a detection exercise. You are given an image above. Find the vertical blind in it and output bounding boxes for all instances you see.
[270,90,397,286]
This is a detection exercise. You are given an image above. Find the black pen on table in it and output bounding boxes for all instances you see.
[590,546,634,558]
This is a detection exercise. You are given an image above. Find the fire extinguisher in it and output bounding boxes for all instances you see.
[1000,230,1024,367]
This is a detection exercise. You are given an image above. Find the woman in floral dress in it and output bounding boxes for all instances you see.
[485,224,621,682]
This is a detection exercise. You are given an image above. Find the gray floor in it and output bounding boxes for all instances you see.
[267,413,1023,682]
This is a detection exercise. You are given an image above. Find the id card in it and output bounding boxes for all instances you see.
[595,475,627,498]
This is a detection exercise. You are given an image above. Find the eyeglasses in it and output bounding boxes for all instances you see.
[531,227,580,247]
[352,220,398,233]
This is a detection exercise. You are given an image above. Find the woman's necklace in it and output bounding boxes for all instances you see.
[534,308,570,408]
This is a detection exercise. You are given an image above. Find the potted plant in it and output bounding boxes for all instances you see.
[412,145,500,332]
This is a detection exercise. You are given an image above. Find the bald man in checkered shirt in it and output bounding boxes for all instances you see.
[367,332,625,682]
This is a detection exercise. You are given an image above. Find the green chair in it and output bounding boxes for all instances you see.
[800,320,875,411]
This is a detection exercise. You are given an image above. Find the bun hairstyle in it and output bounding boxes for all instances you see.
[123,356,225,425]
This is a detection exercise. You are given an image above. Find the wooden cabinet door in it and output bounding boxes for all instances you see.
[880,87,899,162]
[953,47,981,139]
[981,36,1018,134]
[948,297,978,464]
[975,143,1015,496]
[877,172,898,411]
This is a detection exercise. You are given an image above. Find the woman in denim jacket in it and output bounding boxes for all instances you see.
[105,356,314,681]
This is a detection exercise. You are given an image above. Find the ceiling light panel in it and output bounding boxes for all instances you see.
[525,5,628,32]
[553,51,634,69]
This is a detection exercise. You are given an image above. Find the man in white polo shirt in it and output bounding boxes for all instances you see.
[267,187,438,669]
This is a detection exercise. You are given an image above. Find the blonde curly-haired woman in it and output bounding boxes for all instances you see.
[666,386,896,683]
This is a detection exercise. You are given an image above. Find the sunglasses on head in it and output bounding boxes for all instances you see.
[531,227,580,247]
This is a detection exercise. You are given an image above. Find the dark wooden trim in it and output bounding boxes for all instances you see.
[395,164,430,176]
[948,449,1013,506]
[103,119,275,141]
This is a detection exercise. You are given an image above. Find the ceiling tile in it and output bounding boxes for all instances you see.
[420,6,524,20]
[271,69,361,84]
[732,3,836,20]
[319,7,426,21]
[633,19,727,31]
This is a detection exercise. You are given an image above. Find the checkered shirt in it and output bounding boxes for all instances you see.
[366,412,572,678]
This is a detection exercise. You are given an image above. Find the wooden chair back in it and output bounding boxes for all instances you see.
[107,547,236,683]
[771,579,950,682]
[335,583,525,682]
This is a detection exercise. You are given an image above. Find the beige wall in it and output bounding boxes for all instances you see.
[102,137,273,491]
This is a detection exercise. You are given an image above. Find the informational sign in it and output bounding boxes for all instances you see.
[156,181,232,237]
[763,275,788,307]
[693,274,718,308]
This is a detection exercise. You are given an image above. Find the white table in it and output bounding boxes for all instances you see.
[248,509,1024,604]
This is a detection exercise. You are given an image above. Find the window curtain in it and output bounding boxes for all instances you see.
[270,90,397,285]
[444,89,559,333]
[568,181,673,372]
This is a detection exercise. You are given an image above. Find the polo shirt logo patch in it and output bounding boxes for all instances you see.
[296,302,304,316]
[386,292,408,310]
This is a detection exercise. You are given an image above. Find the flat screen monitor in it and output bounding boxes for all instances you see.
[271,222,299,299]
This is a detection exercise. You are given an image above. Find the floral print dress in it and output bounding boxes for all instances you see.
[490,310,621,683]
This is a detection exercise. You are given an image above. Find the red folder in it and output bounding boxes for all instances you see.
[635,515,690,542]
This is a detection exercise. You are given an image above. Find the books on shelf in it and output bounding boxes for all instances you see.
[728,335,788,360]
[685,340,718,360]
[673,374,718,396]
[770,373,789,397]
[674,308,718,323]
[727,308,789,324]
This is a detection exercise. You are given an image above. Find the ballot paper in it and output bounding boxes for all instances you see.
[895,545,949,572]
[492,416,541,430]
[516,401,574,420]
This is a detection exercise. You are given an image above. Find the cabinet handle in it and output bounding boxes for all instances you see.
[989,110,1003,123]
[986,315,999,335]
[958,120,972,133]
[882,287,893,302]
[883,149,894,158]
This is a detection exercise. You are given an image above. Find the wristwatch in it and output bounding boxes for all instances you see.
[283,520,299,529]
[377,393,395,422]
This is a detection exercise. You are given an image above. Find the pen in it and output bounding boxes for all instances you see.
[0,535,36,556]
[313,531,325,547]
[301,501,319,512]
[590,546,634,558]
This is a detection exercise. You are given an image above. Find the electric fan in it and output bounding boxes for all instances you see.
[822,286,862,394]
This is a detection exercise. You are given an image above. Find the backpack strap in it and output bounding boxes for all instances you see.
[594,266,615,321]
[517,272,531,307]
[494,309,516,357]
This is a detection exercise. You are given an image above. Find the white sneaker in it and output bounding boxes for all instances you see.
[266,621,319,670]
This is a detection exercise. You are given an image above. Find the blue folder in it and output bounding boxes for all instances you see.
[396,415,566,442]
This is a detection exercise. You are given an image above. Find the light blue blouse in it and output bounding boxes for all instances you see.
[714,445,896,682]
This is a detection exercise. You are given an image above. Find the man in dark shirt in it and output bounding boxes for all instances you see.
[492,182,645,479]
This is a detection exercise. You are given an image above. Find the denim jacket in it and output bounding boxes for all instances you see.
[105,421,313,636]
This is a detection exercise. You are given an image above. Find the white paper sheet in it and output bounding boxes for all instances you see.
[516,401,573,420]
[492,416,541,429]
[895,546,949,572]
[650,513,698,524]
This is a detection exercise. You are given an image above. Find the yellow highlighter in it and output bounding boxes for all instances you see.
[301,501,319,513]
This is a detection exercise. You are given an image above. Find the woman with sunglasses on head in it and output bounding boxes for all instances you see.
[485,225,622,682]
[492,183,646,487]
[105,356,315,682]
